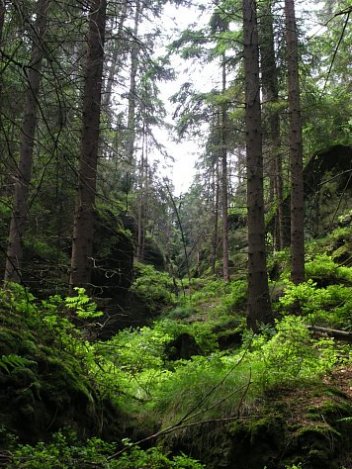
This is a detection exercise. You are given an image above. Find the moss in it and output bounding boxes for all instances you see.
[161,380,352,469]
[306,397,352,420]
[0,312,122,446]
[293,422,340,440]
[0,329,25,355]
[332,245,351,264]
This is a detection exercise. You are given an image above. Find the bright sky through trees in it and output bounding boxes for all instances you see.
[154,0,326,195]
[150,1,215,194]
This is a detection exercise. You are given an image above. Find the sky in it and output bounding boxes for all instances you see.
[150,2,215,195]
[149,0,326,195]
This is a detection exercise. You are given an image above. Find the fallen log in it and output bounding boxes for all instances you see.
[308,325,352,342]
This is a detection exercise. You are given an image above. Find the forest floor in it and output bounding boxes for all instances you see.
[2,232,352,467]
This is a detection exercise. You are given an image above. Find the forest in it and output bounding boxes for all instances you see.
[0,0,352,467]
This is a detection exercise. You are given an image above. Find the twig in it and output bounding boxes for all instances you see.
[164,181,191,288]
[108,415,243,460]
[324,11,350,89]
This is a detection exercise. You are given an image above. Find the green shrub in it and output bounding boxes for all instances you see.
[186,279,229,305]
[114,441,205,468]
[65,287,103,319]
[96,318,217,375]
[97,324,173,372]
[221,280,247,312]
[131,263,177,310]
[10,433,205,468]
[278,279,352,328]
[151,316,336,431]
[305,254,352,284]
[267,249,291,278]
[251,316,336,389]
[0,283,37,316]
[164,305,195,320]
[10,432,114,468]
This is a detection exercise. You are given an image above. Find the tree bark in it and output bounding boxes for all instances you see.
[285,0,305,284]
[126,1,141,176]
[221,56,229,282]
[70,0,107,289]
[5,0,50,282]
[103,3,128,109]
[0,1,5,48]
[211,157,219,275]
[137,124,147,261]
[259,0,285,251]
[243,0,273,331]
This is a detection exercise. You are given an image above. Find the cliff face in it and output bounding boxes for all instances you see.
[268,145,352,242]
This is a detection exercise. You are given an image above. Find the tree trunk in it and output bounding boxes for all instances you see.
[70,0,107,290]
[137,125,147,262]
[259,0,284,251]
[285,0,305,284]
[211,157,219,275]
[103,3,128,109]
[126,1,141,180]
[221,56,229,282]
[5,0,50,282]
[243,0,273,331]
[0,1,5,47]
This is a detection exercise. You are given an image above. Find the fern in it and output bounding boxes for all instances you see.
[65,287,103,319]
[0,354,34,374]
[338,416,352,425]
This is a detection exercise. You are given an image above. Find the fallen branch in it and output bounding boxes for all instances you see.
[107,415,241,460]
[308,325,352,342]
[108,368,253,460]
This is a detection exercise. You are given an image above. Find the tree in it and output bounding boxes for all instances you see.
[243,0,273,331]
[5,0,51,282]
[210,8,231,281]
[0,0,5,48]
[125,0,141,176]
[103,3,128,110]
[285,0,305,284]
[69,0,107,289]
[259,0,285,250]
[210,150,220,275]
[220,56,230,281]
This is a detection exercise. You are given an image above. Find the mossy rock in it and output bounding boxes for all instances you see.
[217,330,242,350]
[0,312,122,446]
[91,209,134,298]
[161,381,352,469]
[212,320,244,351]
[142,236,165,270]
[331,244,352,265]
[165,332,202,361]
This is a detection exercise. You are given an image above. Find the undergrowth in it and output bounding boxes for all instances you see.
[2,247,352,467]
[9,432,204,468]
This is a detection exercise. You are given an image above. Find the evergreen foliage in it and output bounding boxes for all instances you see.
[1,0,352,467]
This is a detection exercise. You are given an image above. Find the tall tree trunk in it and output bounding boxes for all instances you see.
[125,1,141,182]
[0,1,5,48]
[221,56,229,282]
[5,0,50,282]
[137,196,145,261]
[285,0,305,284]
[243,0,273,331]
[137,124,147,262]
[259,0,285,251]
[0,0,5,121]
[103,3,128,109]
[70,0,107,289]
[211,157,219,275]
